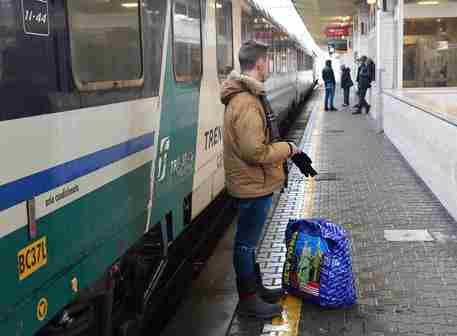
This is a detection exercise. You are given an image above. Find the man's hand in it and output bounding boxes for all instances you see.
[288,142,301,158]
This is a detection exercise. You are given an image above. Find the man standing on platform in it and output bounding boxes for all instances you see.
[220,40,299,319]
[353,55,371,115]
[322,59,337,111]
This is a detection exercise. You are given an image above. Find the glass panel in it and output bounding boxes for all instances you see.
[403,17,457,87]
[0,1,16,84]
[67,0,142,84]
[215,0,233,79]
[267,49,275,73]
[145,0,166,95]
[173,0,202,82]
[0,0,58,121]
[282,48,287,73]
[241,10,254,42]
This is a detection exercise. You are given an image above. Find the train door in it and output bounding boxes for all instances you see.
[191,0,233,219]
[150,0,203,241]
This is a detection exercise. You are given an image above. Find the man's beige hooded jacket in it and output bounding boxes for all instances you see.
[220,71,291,199]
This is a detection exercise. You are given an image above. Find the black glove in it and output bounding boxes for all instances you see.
[291,152,318,177]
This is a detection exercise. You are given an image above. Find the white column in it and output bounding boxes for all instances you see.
[376,3,383,132]
[397,0,404,89]
[371,0,398,131]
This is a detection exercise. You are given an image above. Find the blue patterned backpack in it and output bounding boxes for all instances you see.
[282,218,357,307]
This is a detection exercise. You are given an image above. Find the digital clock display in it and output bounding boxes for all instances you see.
[22,0,49,36]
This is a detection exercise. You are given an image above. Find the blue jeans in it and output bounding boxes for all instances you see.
[325,84,335,110]
[233,194,273,278]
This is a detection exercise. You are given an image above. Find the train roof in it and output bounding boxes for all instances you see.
[246,0,322,57]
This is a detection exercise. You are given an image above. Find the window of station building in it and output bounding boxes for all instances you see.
[403,16,457,88]
[173,0,202,83]
[215,0,233,79]
[353,15,359,34]
[67,0,143,90]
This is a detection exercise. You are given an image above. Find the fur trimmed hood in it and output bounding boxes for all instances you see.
[220,71,265,106]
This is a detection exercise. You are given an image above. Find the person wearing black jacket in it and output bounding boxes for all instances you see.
[340,65,353,107]
[368,58,376,82]
[322,60,337,111]
[353,56,371,115]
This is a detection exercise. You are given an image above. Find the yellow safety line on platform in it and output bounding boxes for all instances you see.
[263,102,323,334]
[264,174,317,335]
[268,295,303,335]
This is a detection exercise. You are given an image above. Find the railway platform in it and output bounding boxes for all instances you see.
[162,90,457,336]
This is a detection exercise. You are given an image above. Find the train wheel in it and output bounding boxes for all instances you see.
[118,319,140,336]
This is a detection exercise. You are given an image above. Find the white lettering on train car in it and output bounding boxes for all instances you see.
[156,137,170,182]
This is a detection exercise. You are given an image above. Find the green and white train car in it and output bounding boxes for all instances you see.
[0,0,316,334]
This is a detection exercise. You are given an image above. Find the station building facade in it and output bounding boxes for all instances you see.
[349,0,457,221]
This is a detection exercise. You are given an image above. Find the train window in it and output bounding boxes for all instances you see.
[298,50,303,71]
[215,0,233,79]
[0,0,58,122]
[281,48,287,73]
[145,0,167,96]
[290,48,297,72]
[274,48,280,73]
[307,55,314,70]
[241,10,253,42]
[173,0,202,83]
[67,0,143,91]
[288,48,294,72]
[267,50,275,74]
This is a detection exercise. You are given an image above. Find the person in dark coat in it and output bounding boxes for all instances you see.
[340,65,353,107]
[368,58,376,83]
[353,55,371,115]
[322,60,337,111]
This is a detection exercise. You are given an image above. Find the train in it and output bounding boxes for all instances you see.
[0,0,317,335]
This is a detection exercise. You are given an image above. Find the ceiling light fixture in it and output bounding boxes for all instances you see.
[417,1,440,5]
[122,3,138,8]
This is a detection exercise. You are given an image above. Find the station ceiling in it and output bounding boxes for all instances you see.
[293,0,357,46]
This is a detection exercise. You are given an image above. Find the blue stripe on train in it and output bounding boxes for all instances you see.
[0,132,155,212]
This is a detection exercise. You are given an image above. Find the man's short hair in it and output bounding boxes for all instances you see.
[326,59,332,67]
[239,40,268,72]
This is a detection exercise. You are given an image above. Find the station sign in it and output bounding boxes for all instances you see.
[325,26,351,39]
